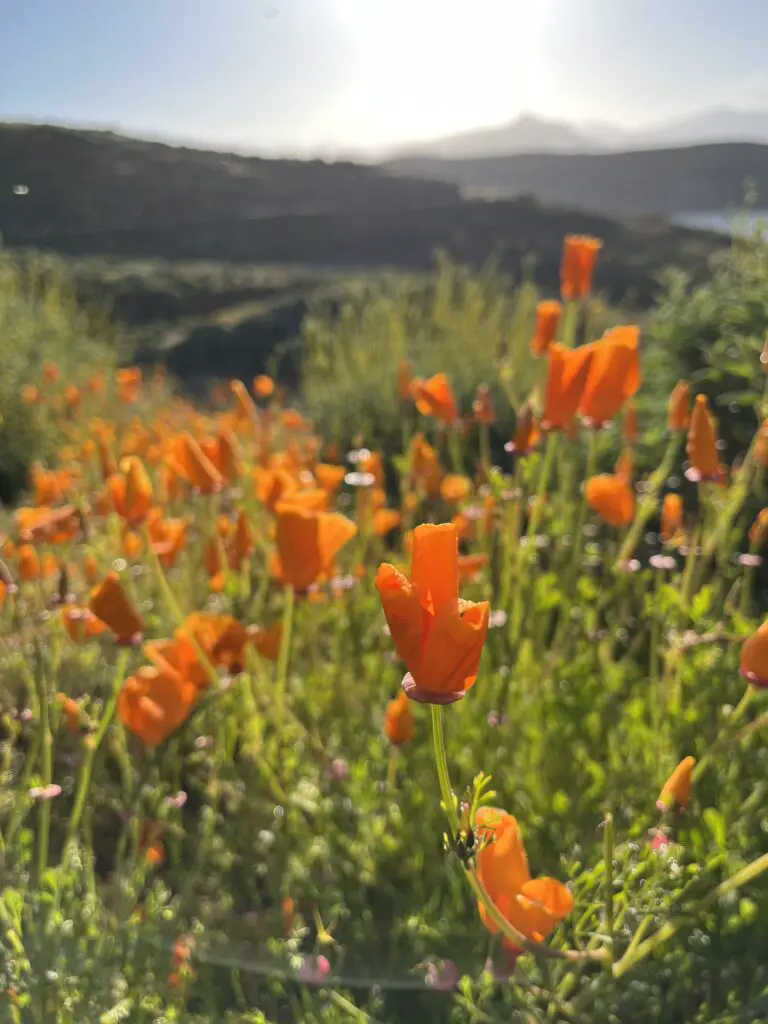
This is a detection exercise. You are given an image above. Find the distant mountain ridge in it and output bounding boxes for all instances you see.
[387,107,768,160]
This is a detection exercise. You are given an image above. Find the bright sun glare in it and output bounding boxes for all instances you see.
[320,0,556,149]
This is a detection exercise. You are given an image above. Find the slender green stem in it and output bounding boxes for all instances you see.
[34,644,53,886]
[275,585,296,719]
[602,814,614,962]
[616,434,681,568]
[692,686,756,782]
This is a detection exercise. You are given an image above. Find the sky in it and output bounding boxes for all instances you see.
[3,0,768,156]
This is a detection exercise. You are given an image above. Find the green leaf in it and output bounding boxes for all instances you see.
[703,807,727,850]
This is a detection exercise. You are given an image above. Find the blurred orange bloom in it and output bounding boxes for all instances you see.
[749,508,768,549]
[315,463,346,494]
[108,457,153,527]
[578,326,641,426]
[686,395,722,482]
[585,474,635,527]
[21,384,43,405]
[440,474,472,504]
[384,690,414,746]
[231,379,258,427]
[56,693,85,735]
[281,409,305,431]
[360,451,385,487]
[274,503,358,592]
[656,756,696,812]
[661,494,684,544]
[530,300,562,357]
[741,619,768,688]
[167,434,224,494]
[119,667,197,747]
[397,359,413,402]
[253,374,275,398]
[18,544,41,582]
[60,603,108,643]
[64,385,81,410]
[147,511,188,568]
[476,807,573,952]
[507,403,541,457]
[42,360,60,384]
[249,622,283,661]
[375,522,489,704]
[372,508,401,537]
[615,448,633,484]
[457,553,488,582]
[754,421,768,469]
[412,373,458,426]
[116,367,142,404]
[541,344,595,431]
[668,380,691,431]
[16,505,80,545]
[209,429,240,483]
[88,572,144,642]
[253,466,298,512]
[472,384,495,425]
[560,235,602,301]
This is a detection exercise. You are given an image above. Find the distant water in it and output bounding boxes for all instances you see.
[672,209,768,237]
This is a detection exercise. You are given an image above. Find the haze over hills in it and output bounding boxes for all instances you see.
[386,107,768,160]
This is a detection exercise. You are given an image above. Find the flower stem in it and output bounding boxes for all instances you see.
[603,814,615,962]
[275,585,295,721]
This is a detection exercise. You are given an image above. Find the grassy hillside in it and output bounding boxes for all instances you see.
[385,142,768,216]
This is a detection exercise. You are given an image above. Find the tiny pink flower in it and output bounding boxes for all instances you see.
[487,710,500,728]
[29,784,62,801]
[328,758,349,781]
[424,959,459,991]
[166,790,188,809]
[297,954,331,985]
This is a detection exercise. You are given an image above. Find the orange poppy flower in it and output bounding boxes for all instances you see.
[88,572,144,642]
[375,523,489,704]
[315,463,346,494]
[749,508,768,548]
[281,409,305,431]
[560,235,602,301]
[82,553,100,584]
[116,367,142,404]
[360,451,385,487]
[541,344,595,432]
[248,622,283,661]
[42,361,60,384]
[21,384,43,405]
[107,457,153,528]
[210,428,240,483]
[179,611,251,674]
[656,756,696,812]
[615,448,633,484]
[63,385,81,410]
[253,466,298,513]
[412,373,458,426]
[754,421,768,469]
[60,603,108,643]
[585,474,635,528]
[167,434,224,494]
[274,503,357,592]
[506,403,541,457]
[253,374,275,399]
[147,511,188,568]
[16,505,80,545]
[119,667,197,747]
[384,689,415,746]
[87,371,105,395]
[686,395,722,482]
[123,529,144,560]
[397,359,413,402]
[372,508,401,537]
[476,807,573,952]
[472,384,496,425]
[56,693,85,735]
[409,434,440,482]
[668,380,691,431]
[440,475,472,504]
[530,300,562,357]
[660,493,683,544]
[578,326,641,427]
[231,379,258,426]
[741,619,768,688]
[18,545,41,582]
[457,553,488,582]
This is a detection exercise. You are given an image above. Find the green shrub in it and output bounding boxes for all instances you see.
[0,255,115,502]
